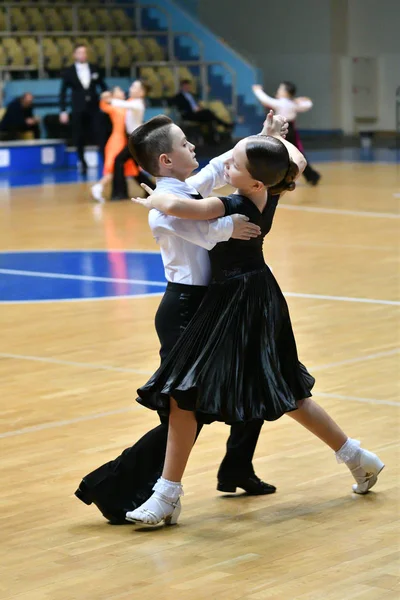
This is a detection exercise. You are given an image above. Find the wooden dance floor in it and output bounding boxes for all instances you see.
[0,162,399,600]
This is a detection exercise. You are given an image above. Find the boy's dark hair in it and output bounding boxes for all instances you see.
[281,81,297,98]
[74,43,86,51]
[245,135,299,195]
[180,79,192,86]
[128,115,174,176]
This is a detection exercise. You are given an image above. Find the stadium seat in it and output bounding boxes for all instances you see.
[125,37,147,62]
[92,37,107,68]
[42,37,61,71]
[58,8,73,32]
[157,66,177,98]
[42,8,64,32]
[0,44,7,67]
[10,7,29,31]
[140,67,163,99]
[112,8,134,31]
[0,8,6,32]
[94,8,114,32]
[25,7,46,31]
[78,8,97,32]
[19,36,40,68]
[3,38,25,67]
[142,37,164,61]
[57,37,75,67]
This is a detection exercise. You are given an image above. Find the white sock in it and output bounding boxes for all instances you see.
[126,477,183,524]
[153,477,183,501]
[335,438,361,467]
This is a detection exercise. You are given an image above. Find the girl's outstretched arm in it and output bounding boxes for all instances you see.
[132,190,225,220]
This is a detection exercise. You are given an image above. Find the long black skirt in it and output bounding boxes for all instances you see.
[137,266,315,424]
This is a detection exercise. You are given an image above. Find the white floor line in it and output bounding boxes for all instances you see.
[315,392,399,407]
[1,270,398,306]
[278,203,400,219]
[309,348,400,372]
[282,241,397,252]
[0,248,161,255]
[0,407,139,439]
[0,390,397,440]
[0,268,167,287]
[0,352,153,375]
[283,291,400,306]
[0,292,165,305]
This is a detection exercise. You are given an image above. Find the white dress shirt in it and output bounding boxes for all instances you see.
[111,98,145,134]
[252,88,313,122]
[149,150,234,285]
[75,62,91,89]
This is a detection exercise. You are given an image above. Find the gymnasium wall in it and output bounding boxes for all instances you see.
[197,0,400,132]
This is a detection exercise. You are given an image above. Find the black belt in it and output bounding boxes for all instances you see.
[166,281,207,293]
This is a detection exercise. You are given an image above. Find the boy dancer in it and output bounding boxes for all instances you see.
[76,114,287,522]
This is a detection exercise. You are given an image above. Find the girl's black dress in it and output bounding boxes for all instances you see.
[137,193,315,424]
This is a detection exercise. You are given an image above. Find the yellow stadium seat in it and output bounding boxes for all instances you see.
[43,8,64,32]
[142,37,164,61]
[0,44,7,67]
[94,9,114,32]
[111,38,131,69]
[3,38,25,67]
[19,36,39,68]
[112,9,133,31]
[157,67,177,98]
[78,9,96,32]
[140,67,163,98]
[0,9,6,32]
[92,37,106,68]
[10,8,29,31]
[42,37,61,71]
[125,38,146,62]
[25,7,46,31]
[58,8,73,31]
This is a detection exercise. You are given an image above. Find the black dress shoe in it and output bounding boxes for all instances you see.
[217,475,276,495]
[309,173,321,186]
[74,481,127,524]
[110,195,128,201]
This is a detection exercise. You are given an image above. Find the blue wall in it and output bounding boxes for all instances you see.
[173,0,199,16]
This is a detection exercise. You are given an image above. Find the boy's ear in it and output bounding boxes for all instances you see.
[159,153,172,168]
[253,179,264,192]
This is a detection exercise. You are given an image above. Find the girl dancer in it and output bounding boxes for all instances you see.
[252,81,321,185]
[126,121,383,527]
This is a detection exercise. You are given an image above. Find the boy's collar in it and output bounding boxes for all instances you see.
[155,176,197,191]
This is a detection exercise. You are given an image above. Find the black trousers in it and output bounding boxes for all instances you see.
[71,108,111,165]
[111,144,155,200]
[78,282,263,522]
[286,122,320,183]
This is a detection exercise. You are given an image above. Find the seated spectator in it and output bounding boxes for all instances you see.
[0,93,40,141]
[172,79,233,143]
